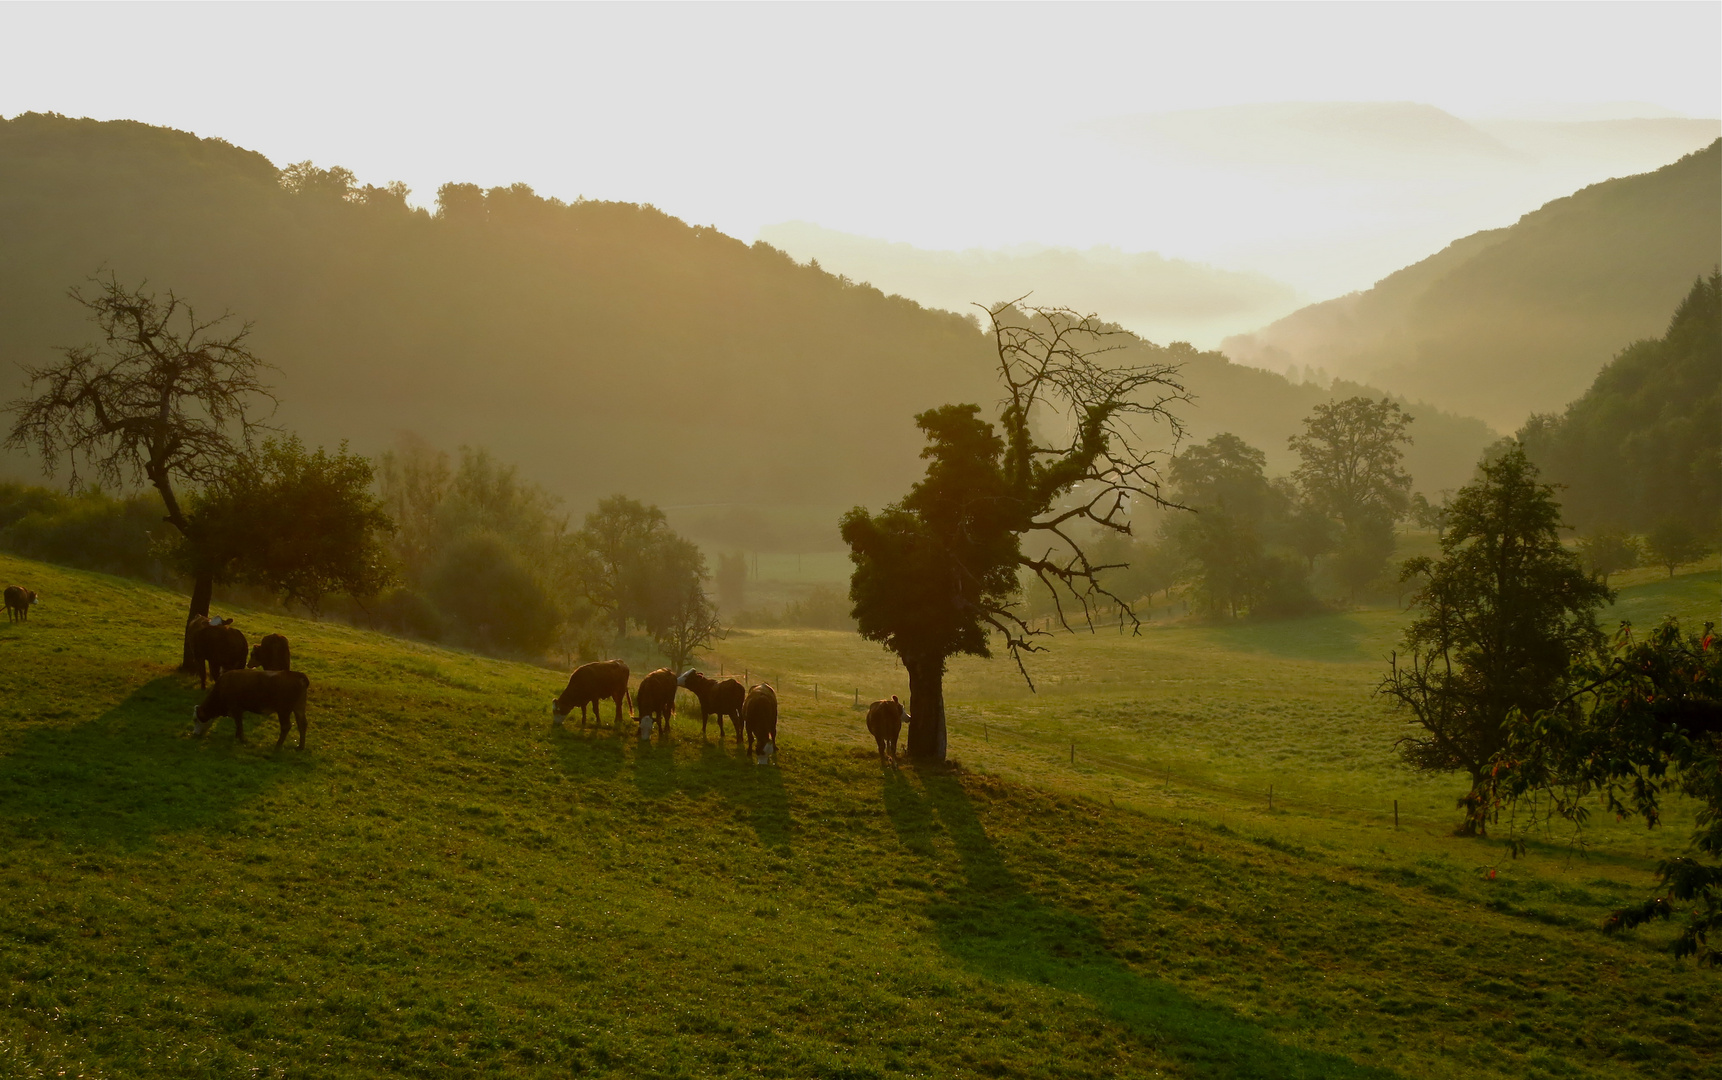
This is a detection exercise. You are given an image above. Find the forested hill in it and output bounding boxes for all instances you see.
[1223,140,1722,431]
[1520,272,1722,533]
[0,113,1491,527]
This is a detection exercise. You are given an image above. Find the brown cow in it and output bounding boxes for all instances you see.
[188,616,248,689]
[248,633,291,672]
[677,669,745,740]
[636,668,679,737]
[742,683,778,759]
[192,669,311,750]
[865,696,908,764]
[552,659,632,728]
[4,586,36,623]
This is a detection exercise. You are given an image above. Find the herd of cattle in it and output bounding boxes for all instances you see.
[5,581,913,763]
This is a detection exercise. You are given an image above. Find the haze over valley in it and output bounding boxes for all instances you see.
[0,7,1718,1080]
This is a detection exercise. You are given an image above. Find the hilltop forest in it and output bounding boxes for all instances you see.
[0,112,1492,541]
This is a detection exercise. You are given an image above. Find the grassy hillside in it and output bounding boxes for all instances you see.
[1223,141,1722,431]
[0,112,1493,530]
[1,552,1717,1078]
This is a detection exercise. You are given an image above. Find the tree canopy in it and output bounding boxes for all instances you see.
[844,304,1186,760]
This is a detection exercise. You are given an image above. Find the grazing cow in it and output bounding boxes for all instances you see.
[865,696,908,764]
[248,633,291,672]
[742,683,778,760]
[192,668,312,750]
[552,659,632,728]
[677,669,746,740]
[4,586,36,623]
[188,615,248,690]
[636,668,679,737]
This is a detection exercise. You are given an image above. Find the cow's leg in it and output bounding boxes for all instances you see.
[233,711,246,742]
[275,710,290,750]
[295,706,308,750]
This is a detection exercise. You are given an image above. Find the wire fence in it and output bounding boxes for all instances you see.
[697,656,1445,832]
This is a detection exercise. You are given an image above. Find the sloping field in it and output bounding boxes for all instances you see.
[0,552,1716,1079]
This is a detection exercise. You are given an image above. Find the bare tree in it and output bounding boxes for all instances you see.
[4,274,276,669]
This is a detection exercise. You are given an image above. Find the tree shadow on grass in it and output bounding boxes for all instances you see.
[885,767,1399,1080]
[628,736,793,853]
[0,676,309,850]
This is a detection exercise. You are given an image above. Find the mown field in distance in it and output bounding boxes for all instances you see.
[0,551,1716,1079]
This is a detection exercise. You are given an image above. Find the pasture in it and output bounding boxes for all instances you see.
[0,551,1716,1079]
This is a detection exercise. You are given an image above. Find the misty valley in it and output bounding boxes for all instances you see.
[0,98,1717,1080]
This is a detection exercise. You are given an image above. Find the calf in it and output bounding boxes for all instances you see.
[553,659,631,727]
[4,586,36,623]
[188,615,248,689]
[865,695,908,764]
[677,669,745,740]
[192,669,312,750]
[636,668,679,737]
[248,633,292,672]
[742,683,778,760]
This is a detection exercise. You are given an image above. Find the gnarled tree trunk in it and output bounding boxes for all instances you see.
[904,654,948,762]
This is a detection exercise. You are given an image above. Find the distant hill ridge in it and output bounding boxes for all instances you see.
[1223,140,1722,430]
[0,112,1491,534]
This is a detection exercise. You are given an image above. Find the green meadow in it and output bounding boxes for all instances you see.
[0,551,1716,1079]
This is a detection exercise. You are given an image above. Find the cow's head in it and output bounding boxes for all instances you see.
[676,668,699,688]
[550,700,567,726]
[190,703,214,737]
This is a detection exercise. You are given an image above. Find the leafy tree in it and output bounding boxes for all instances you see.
[1645,517,1709,577]
[843,304,1185,761]
[1290,397,1414,599]
[1380,446,1610,835]
[650,566,725,671]
[1492,618,1721,963]
[1169,433,1277,522]
[575,495,669,638]
[180,436,395,614]
[1282,498,1340,572]
[1164,432,1313,618]
[425,532,561,656]
[629,533,711,649]
[1576,528,1640,585]
[1289,397,1414,529]
[3,274,275,670]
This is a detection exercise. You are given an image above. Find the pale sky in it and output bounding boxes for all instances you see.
[2,2,1718,319]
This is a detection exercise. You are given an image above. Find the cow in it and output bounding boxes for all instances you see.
[636,667,679,737]
[865,695,908,764]
[188,615,248,690]
[552,659,632,728]
[742,683,778,760]
[192,668,312,750]
[4,586,36,623]
[677,669,746,740]
[248,633,291,672]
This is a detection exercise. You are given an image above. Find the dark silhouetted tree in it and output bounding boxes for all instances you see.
[179,436,395,614]
[843,303,1186,761]
[1381,446,1610,835]
[3,274,276,670]
[1491,617,1721,963]
[575,495,669,638]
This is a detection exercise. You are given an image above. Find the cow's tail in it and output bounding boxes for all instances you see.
[625,686,636,718]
